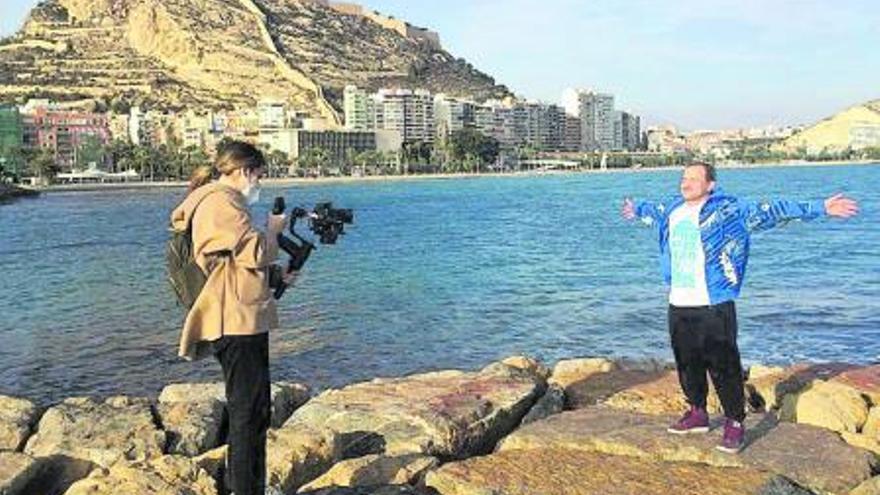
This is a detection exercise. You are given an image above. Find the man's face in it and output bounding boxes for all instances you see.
[680,165,714,202]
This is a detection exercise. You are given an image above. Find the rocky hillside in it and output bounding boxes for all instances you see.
[0,0,510,122]
[778,99,880,154]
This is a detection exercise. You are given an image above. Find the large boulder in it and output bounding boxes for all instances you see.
[157,400,224,457]
[266,424,340,494]
[157,381,310,452]
[426,448,812,495]
[832,365,880,406]
[558,367,669,410]
[0,452,41,495]
[850,476,880,495]
[298,454,438,492]
[0,396,39,452]
[603,369,723,415]
[283,359,545,459]
[548,357,616,389]
[779,380,869,433]
[24,396,165,468]
[298,487,432,495]
[746,363,857,411]
[497,406,875,494]
[519,385,564,425]
[63,455,217,495]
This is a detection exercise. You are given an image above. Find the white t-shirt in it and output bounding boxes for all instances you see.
[668,202,710,307]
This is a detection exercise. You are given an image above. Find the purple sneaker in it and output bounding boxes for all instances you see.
[667,406,710,434]
[716,418,746,453]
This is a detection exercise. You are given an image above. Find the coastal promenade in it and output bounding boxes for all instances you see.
[2,355,879,495]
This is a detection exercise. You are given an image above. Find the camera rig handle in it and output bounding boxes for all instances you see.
[272,197,314,300]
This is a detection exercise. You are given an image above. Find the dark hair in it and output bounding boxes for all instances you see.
[190,140,266,190]
[685,161,716,182]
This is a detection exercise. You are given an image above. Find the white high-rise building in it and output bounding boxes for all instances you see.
[579,91,615,151]
[434,95,476,139]
[343,85,375,131]
[373,89,434,144]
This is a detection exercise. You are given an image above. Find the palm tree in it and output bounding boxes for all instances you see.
[29,148,60,184]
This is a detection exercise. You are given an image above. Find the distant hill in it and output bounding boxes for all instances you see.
[0,0,511,122]
[778,100,880,154]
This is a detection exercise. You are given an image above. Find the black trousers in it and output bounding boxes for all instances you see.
[669,301,745,422]
[212,333,271,495]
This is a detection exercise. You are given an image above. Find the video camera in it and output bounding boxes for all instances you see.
[271,196,354,299]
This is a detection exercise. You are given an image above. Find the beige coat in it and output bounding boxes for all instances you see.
[170,183,279,360]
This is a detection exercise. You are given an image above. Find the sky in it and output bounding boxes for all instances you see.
[2,0,878,130]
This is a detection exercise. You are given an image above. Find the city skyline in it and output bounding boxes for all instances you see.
[1,0,878,130]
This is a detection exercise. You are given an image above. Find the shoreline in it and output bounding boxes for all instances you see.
[28,159,880,193]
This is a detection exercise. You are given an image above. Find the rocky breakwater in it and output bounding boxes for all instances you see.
[0,184,39,202]
[1,356,880,495]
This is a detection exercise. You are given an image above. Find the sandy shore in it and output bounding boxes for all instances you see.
[31,159,880,193]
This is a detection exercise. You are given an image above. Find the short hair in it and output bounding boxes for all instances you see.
[685,161,716,182]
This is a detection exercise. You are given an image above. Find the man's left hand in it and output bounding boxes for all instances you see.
[824,193,859,218]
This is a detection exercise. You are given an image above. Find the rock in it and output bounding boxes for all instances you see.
[158,400,224,457]
[157,381,310,447]
[519,385,564,425]
[548,357,616,389]
[603,369,723,415]
[746,363,857,411]
[284,361,544,459]
[0,396,39,452]
[841,431,880,457]
[192,445,227,485]
[0,452,41,495]
[426,448,812,495]
[271,381,312,428]
[298,486,432,495]
[497,406,874,494]
[832,365,880,406]
[560,367,668,410]
[779,380,869,433]
[745,422,876,495]
[157,383,226,405]
[298,454,438,492]
[63,455,217,495]
[863,407,880,438]
[615,357,672,372]
[267,425,339,494]
[850,476,880,495]
[24,396,165,469]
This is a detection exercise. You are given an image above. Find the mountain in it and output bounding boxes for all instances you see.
[0,0,510,123]
[777,100,880,154]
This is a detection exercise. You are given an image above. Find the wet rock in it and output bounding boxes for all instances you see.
[63,454,217,495]
[24,396,164,468]
[426,448,811,495]
[779,380,869,433]
[603,369,723,415]
[283,359,544,459]
[0,452,41,495]
[0,396,39,452]
[298,454,438,492]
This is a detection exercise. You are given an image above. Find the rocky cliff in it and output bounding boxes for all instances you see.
[778,99,880,154]
[0,0,510,121]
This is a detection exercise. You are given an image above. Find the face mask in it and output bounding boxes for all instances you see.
[241,172,262,206]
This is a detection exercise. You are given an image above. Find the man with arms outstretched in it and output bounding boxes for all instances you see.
[622,162,859,453]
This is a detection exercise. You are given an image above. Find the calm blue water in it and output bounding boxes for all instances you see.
[1,164,878,405]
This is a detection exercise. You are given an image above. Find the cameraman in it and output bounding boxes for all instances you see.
[170,140,294,495]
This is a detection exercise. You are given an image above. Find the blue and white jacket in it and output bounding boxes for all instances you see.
[634,188,827,305]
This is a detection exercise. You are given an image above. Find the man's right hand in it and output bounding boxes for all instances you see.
[622,198,636,220]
